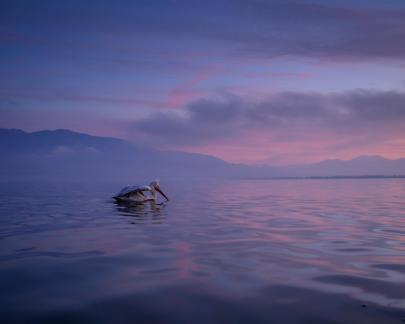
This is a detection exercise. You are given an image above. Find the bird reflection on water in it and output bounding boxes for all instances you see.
[114,200,167,224]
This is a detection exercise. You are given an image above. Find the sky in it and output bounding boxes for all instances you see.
[1,0,405,165]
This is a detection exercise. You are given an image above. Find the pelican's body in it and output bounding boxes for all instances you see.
[113,181,169,203]
[114,185,156,203]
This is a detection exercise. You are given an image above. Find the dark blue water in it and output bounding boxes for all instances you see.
[1,178,405,323]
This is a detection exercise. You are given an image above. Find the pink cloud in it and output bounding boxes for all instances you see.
[132,89,405,164]
[167,65,222,108]
[174,125,405,165]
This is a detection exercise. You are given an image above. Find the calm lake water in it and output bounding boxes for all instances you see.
[1,178,405,323]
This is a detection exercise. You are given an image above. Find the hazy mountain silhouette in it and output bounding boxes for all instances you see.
[1,129,404,179]
[283,155,405,177]
[0,129,259,179]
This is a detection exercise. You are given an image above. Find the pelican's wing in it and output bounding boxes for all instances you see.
[116,185,150,197]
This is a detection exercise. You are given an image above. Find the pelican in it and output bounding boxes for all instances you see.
[113,180,169,203]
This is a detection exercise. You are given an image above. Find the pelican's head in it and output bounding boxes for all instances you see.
[149,180,169,201]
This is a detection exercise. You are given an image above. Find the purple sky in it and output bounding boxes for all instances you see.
[1,0,405,165]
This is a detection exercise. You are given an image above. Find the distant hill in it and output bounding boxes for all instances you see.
[0,128,404,179]
[283,155,405,177]
[0,128,139,154]
[0,128,264,179]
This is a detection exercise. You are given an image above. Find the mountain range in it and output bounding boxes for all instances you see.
[1,128,404,179]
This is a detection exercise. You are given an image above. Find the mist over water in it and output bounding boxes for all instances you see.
[1,178,405,323]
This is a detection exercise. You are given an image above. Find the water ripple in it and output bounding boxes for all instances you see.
[0,178,405,322]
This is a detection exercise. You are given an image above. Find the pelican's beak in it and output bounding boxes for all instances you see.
[155,186,169,201]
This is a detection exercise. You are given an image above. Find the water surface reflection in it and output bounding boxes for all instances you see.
[114,200,167,224]
[0,179,404,323]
